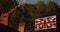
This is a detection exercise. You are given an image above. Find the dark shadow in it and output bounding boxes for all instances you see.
[0,23,19,32]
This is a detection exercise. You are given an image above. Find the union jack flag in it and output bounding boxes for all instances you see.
[35,15,56,31]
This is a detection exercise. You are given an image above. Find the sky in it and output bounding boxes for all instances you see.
[17,0,60,5]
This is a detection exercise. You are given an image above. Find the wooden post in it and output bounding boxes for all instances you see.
[18,22,25,32]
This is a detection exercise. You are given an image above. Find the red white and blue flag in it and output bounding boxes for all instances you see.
[35,15,56,31]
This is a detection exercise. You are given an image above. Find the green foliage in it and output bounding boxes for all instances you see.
[0,0,17,13]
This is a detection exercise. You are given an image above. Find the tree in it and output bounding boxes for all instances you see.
[9,0,26,30]
[45,0,58,16]
[0,0,17,13]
